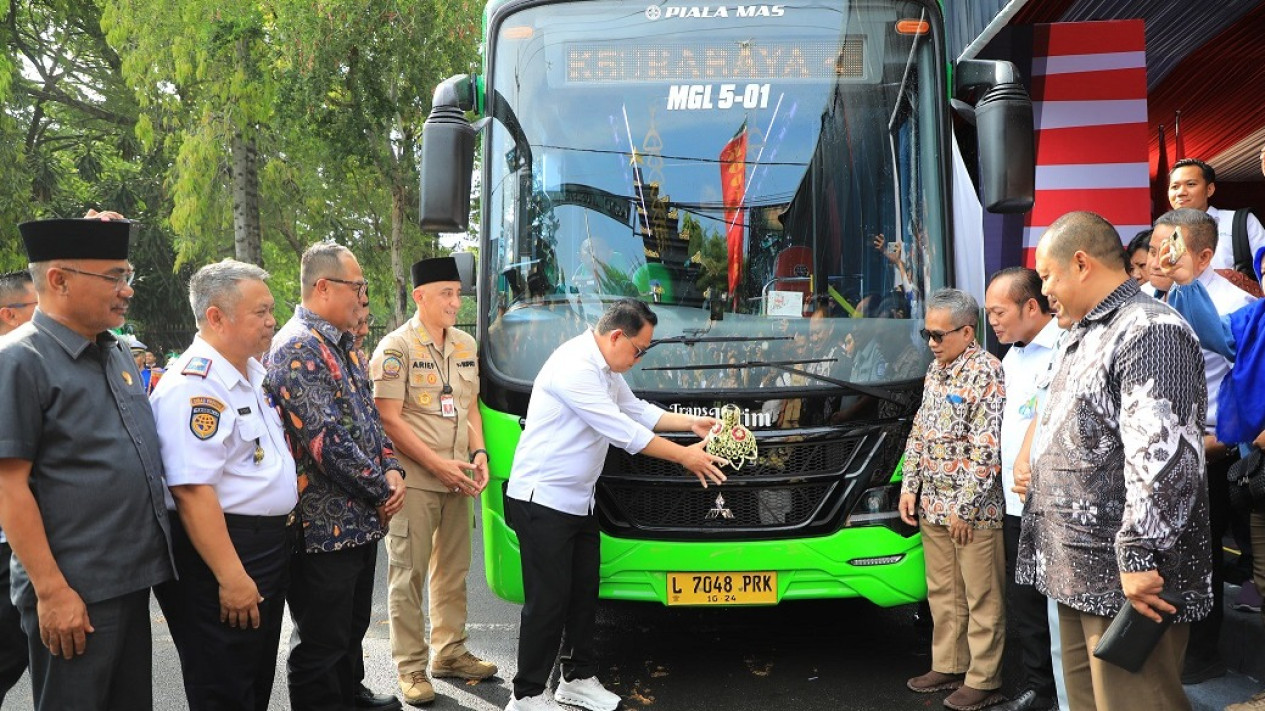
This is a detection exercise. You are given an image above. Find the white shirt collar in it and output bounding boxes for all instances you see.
[583,328,612,375]
[189,335,256,391]
[1028,317,1063,350]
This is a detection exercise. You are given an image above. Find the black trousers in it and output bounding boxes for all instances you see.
[507,497,600,699]
[1188,453,1235,663]
[1004,515,1056,698]
[18,587,152,711]
[286,541,378,711]
[0,542,29,705]
[154,514,290,711]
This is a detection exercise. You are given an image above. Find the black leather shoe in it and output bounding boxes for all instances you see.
[355,684,403,710]
[993,689,1056,711]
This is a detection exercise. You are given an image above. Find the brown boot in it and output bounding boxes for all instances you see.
[944,685,1006,711]
[907,670,965,693]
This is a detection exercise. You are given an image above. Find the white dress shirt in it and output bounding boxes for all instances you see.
[507,330,665,516]
[1207,205,1265,274]
[999,317,1063,517]
[150,336,298,516]
[1195,267,1257,432]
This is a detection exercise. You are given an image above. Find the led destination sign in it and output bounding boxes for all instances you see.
[566,37,864,83]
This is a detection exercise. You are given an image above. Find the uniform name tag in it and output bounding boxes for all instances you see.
[440,393,456,418]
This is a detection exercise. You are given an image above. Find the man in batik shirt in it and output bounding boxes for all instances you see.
[899,288,1007,711]
[265,242,407,711]
[1022,211,1210,711]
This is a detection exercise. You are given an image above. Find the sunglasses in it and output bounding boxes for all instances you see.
[919,325,967,344]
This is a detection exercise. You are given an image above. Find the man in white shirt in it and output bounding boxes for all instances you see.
[1152,209,1257,684]
[1168,158,1265,277]
[150,260,299,710]
[985,268,1063,711]
[504,299,729,711]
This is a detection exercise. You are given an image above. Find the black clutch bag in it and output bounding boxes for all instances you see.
[1092,590,1185,672]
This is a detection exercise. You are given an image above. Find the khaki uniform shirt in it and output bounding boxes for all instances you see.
[370,316,478,492]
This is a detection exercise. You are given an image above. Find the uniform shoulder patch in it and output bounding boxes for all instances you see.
[182,357,213,378]
[189,396,226,440]
[382,356,403,380]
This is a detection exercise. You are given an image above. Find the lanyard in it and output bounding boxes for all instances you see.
[416,325,460,427]
[414,324,452,395]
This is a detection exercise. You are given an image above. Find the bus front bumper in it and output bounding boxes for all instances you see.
[482,506,926,608]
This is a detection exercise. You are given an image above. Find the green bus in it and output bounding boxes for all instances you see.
[419,0,1034,608]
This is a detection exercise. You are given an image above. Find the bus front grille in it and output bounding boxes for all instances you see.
[594,433,880,540]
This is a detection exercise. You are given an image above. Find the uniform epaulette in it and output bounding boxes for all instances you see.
[182,357,212,378]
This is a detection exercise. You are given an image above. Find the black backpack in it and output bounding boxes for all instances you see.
[1232,207,1260,282]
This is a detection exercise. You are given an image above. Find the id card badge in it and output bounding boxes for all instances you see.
[440,392,457,418]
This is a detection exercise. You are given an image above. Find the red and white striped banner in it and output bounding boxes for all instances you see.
[1022,20,1151,265]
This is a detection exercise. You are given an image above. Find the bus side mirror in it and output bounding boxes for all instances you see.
[419,75,478,232]
[452,251,477,296]
[955,60,1035,214]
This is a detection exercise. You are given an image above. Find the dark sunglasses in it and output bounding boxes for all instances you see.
[919,325,967,344]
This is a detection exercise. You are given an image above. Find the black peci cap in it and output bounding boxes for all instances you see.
[18,219,134,262]
[411,256,461,288]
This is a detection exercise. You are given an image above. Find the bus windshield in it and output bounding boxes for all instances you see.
[483,0,947,392]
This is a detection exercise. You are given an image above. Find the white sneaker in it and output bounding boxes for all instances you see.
[555,676,621,711]
[505,692,562,711]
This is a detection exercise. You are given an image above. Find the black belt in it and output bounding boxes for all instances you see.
[223,512,292,531]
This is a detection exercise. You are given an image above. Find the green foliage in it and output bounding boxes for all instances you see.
[684,212,729,296]
[5,0,484,339]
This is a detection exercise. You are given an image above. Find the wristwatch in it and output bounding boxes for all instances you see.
[469,448,489,463]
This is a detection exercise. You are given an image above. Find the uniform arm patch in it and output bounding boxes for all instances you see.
[189,395,227,440]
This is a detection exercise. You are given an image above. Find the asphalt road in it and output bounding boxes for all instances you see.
[3,508,1262,710]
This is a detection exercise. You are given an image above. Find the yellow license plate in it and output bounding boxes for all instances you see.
[667,572,778,606]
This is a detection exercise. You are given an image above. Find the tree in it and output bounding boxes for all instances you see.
[269,0,482,324]
[103,1,273,266]
[1,0,194,344]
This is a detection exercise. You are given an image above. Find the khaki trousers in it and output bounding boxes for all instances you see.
[921,521,1006,690]
[1057,603,1190,711]
[387,488,473,675]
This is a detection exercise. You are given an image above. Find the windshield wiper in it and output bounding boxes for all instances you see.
[648,334,795,349]
[641,358,908,404]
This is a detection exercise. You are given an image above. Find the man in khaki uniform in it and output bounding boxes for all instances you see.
[370,257,496,707]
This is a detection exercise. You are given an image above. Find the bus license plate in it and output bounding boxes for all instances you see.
[667,572,778,605]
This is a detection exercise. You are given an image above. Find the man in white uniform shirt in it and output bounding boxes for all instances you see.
[1168,158,1265,279]
[1151,209,1257,684]
[984,268,1063,711]
[150,260,299,711]
[504,299,729,711]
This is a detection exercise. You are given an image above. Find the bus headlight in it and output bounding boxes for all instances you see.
[844,483,917,537]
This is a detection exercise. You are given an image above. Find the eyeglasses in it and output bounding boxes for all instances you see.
[617,330,651,359]
[1,300,37,310]
[919,325,967,344]
[323,277,369,298]
[60,266,135,291]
